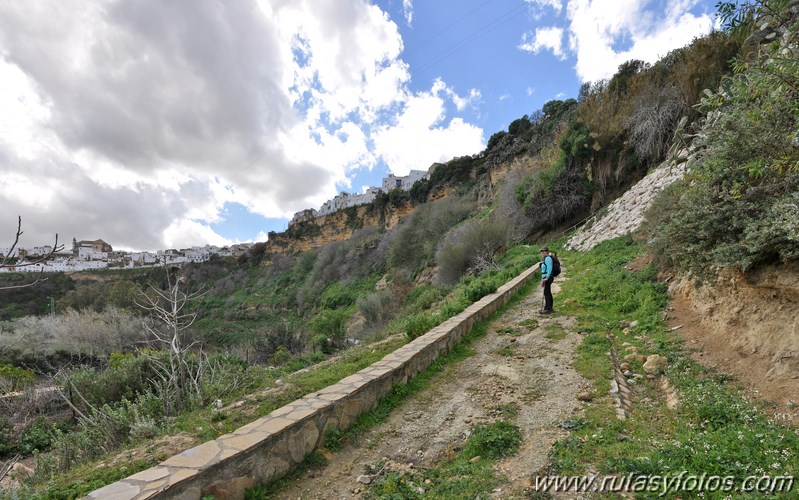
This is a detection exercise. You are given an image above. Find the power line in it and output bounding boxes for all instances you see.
[411,2,529,79]
[404,0,496,58]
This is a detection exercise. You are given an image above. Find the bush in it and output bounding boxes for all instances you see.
[644,12,799,278]
[463,280,498,302]
[515,157,591,232]
[404,313,439,339]
[61,354,155,414]
[356,291,394,327]
[387,196,475,274]
[0,416,14,458]
[403,285,446,314]
[18,416,57,456]
[0,362,35,392]
[310,309,350,351]
[436,216,509,285]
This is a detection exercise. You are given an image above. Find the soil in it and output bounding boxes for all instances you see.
[281,278,591,499]
[668,292,799,425]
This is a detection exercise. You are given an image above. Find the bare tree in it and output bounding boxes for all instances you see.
[135,266,207,415]
[1,216,64,290]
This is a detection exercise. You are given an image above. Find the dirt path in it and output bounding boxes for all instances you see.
[281,279,590,499]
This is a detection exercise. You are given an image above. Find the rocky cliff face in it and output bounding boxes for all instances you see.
[266,201,415,256]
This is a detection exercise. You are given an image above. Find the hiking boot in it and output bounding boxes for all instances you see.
[538,309,553,315]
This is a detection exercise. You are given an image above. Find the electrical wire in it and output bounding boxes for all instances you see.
[403,0,496,58]
[411,1,529,79]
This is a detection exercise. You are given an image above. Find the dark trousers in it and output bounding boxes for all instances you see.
[543,277,554,311]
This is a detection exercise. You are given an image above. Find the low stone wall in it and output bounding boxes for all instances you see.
[84,264,540,500]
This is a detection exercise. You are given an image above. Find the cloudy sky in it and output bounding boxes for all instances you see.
[0,0,718,252]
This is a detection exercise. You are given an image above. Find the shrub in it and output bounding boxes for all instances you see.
[61,354,155,414]
[515,157,591,232]
[0,416,14,458]
[387,196,475,274]
[297,228,385,312]
[436,216,509,285]
[404,313,439,339]
[644,11,799,278]
[356,291,394,326]
[0,362,35,392]
[403,285,446,314]
[18,416,57,455]
[463,280,498,303]
[310,309,350,351]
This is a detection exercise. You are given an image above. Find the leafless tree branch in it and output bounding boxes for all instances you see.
[1,216,65,290]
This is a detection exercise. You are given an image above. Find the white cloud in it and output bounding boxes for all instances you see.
[162,220,234,250]
[403,0,414,26]
[518,26,565,59]
[372,81,484,176]
[564,0,714,82]
[0,0,484,250]
[525,0,563,13]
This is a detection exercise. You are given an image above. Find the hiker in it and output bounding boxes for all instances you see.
[540,246,555,314]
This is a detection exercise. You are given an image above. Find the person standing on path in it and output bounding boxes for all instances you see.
[540,246,554,314]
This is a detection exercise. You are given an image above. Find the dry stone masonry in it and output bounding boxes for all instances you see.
[567,161,686,252]
[83,264,541,500]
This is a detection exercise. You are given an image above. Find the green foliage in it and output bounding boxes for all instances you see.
[486,130,508,152]
[297,228,385,312]
[514,156,591,232]
[310,309,350,351]
[508,115,533,136]
[463,280,498,302]
[0,272,74,320]
[463,420,523,459]
[558,119,593,161]
[18,417,58,456]
[0,362,35,391]
[408,178,431,203]
[645,11,799,278]
[59,279,141,313]
[323,427,343,451]
[61,354,156,414]
[402,284,446,314]
[403,312,438,339]
[0,416,14,458]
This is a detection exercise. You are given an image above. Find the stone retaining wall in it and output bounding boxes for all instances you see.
[84,263,540,500]
[567,160,686,252]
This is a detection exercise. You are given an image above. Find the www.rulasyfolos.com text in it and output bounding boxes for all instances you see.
[533,472,795,496]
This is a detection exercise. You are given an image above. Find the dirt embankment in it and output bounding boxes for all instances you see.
[668,262,799,423]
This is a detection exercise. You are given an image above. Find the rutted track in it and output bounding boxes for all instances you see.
[281,278,589,499]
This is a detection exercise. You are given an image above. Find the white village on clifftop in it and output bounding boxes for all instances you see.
[0,238,254,274]
[1,168,432,274]
[289,168,430,225]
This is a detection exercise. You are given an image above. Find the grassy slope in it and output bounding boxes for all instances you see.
[546,236,799,498]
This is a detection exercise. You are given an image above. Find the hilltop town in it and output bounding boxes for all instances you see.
[289,168,430,225]
[0,237,253,274]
